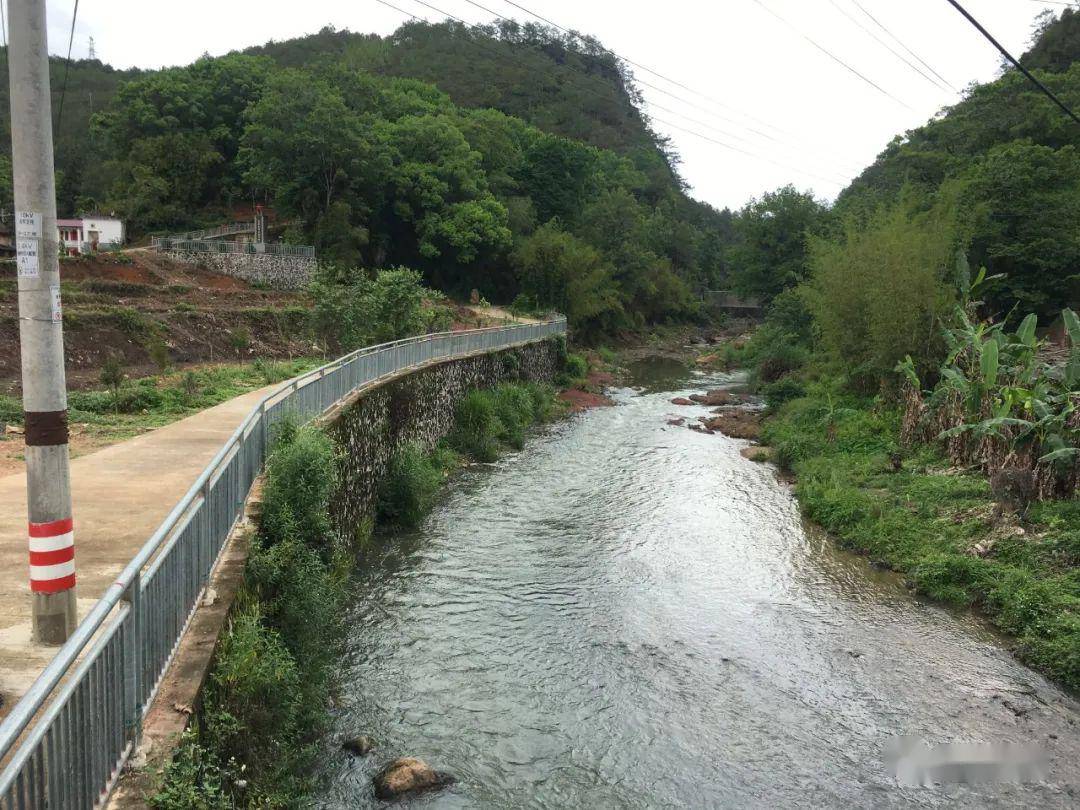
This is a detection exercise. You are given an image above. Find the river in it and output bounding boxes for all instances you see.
[316,359,1080,808]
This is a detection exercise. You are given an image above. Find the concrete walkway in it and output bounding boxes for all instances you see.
[0,385,275,714]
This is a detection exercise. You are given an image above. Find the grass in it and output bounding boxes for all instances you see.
[0,359,321,446]
[762,383,1080,690]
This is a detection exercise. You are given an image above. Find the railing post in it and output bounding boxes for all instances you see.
[121,571,142,743]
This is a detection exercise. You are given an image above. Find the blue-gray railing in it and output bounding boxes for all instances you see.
[151,238,315,259]
[0,317,566,809]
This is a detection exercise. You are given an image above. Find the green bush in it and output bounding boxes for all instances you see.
[450,390,501,462]
[558,352,588,386]
[151,731,234,810]
[201,607,307,792]
[762,377,806,410]
[259,425,337,553]
[377,444,447,528]
[492,384,536,449]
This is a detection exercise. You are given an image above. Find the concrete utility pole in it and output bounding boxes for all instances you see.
[8,0,78,643]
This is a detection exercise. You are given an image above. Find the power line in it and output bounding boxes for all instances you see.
[376,0,849,187]
[945,0,1080,126]
[55,0,80,137]
[421,0,854,180]
[486,0,788,136]
[647,114,845,189]
[454,0,863,173]
[461,0,774,141]
[750,0,913,110]
[849,0,959,93]
[828,0,954,94]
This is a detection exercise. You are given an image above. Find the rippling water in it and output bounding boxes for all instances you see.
[317,360,1080,808]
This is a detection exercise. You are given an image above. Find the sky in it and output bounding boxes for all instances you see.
[34,0,1076,210]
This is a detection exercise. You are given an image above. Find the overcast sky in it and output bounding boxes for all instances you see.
[35,0,1073,210]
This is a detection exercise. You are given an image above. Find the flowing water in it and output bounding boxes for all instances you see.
[317,359,1080,808]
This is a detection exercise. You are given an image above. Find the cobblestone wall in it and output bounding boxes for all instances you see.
[324,338,560,540]
[166,251,315,290]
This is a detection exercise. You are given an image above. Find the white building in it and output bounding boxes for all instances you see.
[57,215,125,256]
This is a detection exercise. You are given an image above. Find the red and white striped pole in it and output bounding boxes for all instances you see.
[29,518,77,595]
[9,0,78,642]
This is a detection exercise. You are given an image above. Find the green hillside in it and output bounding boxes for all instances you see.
[1,22,736,339]
[835,8,1080,316]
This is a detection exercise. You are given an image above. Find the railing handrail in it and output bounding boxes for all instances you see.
[0,316,567,782]
[151,238,315,258]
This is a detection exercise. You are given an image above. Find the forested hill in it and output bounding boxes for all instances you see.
[835,8,1080,316]
[0,21,732,339]
[244,21,672,171]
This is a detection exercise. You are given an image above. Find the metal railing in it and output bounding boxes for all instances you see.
[0,317,566,809]
[151,238,316,259]
[701,289,762,310]
[150,222,254,244]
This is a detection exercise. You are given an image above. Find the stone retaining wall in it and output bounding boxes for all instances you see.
[324,338,560,539]
[165,250,315,290]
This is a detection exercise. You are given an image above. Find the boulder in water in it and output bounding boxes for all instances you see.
[373,757,455,800]
[670,397,695,406]
[342,736,375,756]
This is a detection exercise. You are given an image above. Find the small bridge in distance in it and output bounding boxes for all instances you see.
[701,289,762,315]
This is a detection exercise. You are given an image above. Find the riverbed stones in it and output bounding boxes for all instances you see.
[373,757,455,800]
[702,411,761,440]
[690,389,739,406]
[670,397,695,406]
[342,736,375,756]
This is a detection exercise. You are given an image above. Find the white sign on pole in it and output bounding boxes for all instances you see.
[15,210,42,239]
[50,286,63,323]
[16,238,40,278]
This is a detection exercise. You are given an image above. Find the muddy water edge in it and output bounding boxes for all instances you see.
[316,357,1080,809]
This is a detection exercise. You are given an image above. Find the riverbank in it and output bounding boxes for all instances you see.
[757,385,1080,692]
[314,359,1080,808]
[147,340,578,807]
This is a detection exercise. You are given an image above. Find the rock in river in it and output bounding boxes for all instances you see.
[342,736,375,756]
[670,397,695,406]
[689,389,738,406]
[373,757,455,800]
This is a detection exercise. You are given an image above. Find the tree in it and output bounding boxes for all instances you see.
[512,222,625,340]
[728,186,830,304]
[964,142,1080,317]
[808,188,960,389]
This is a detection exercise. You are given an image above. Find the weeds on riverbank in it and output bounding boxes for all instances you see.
[378,382,559,527]
[378,444,458,528]
[762,385,1080,690]
[153,421,354,808]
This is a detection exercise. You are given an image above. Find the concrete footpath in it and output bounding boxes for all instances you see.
[0,385,275,715]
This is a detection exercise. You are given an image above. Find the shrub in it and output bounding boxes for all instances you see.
[450,390,500,462]
[201,607,305,785]
[150,731,234,810]
[112,307,154,338]
[492,384,536,449]
[377,444,446,527]
[99,353,126,410]
[148,339,172,376]
[259,426,337,553]
[228,327,251,363]
[559,352,588,386]
[762,377,806,410]
[808,186,959,388]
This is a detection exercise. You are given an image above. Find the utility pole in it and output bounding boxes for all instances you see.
[8,0,78,644]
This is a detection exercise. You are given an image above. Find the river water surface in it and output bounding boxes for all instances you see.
[317,359,1080,808]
